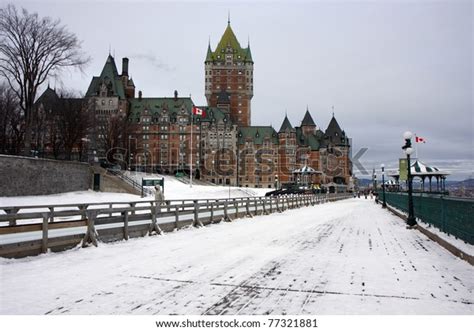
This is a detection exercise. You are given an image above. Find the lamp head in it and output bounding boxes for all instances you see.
[381,163,385,168]
[403,131,413,140]
[405,147,414,155]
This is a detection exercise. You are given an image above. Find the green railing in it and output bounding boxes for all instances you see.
[381,192,474,245]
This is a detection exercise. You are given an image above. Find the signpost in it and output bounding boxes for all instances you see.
[142,177,164,197]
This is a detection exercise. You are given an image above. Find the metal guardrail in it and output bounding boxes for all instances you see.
[382,192,474,244]
[0,193,352,258]
[106,169,153,196]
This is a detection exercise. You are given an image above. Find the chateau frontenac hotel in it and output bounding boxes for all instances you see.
[36,21,353,191]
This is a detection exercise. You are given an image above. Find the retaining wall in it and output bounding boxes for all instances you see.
[0,154,92,196]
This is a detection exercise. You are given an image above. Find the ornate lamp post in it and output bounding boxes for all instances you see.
[381,163,387,208]
[402,131,416,227]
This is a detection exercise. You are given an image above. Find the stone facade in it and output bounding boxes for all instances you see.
[31,20,352,191]
[0,154,91,196]
[85,55,133,159]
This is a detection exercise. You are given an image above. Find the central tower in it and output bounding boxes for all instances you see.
[205,20,253,127]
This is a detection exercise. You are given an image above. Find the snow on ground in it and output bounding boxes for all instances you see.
[385,204,474,256]
[0,172,271,208]
[0,198,472,315]
[123,171,271,200]
[417,220,474,256]
[0,190,152,208]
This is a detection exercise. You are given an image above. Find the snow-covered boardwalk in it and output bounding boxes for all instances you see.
[1,199,472,314]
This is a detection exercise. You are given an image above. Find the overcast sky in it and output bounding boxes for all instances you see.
[7,0,473,180]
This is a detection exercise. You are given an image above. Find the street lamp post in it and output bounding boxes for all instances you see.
[372,168,377,193]
[211,159,215,184]
[402,131,416,227]
[128,135,137,171]
[128,135,132,170]
[381,163,387,208]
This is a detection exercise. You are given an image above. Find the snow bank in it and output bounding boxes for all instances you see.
[0,171,271,208]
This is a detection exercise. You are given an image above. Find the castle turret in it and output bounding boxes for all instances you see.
[205,19,253,127]
[301,108,316,136]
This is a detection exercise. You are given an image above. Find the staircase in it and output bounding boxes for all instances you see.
[106,169,154,196]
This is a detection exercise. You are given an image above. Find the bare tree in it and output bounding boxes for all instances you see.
[99,114,126,162]
[0,83,22,154]
[56,91,90,160]
[0,4,89,156]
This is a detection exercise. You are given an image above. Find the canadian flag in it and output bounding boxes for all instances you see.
[415,136,426,143]
[192,106,205,117]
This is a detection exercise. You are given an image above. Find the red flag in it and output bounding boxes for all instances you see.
[415,136,426,143]
[192,106,205,117]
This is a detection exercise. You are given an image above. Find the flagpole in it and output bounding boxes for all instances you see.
[190,111,193,188]
[414,135,418,160]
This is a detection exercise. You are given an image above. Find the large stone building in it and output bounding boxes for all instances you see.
[33,20,353,191]
[84,55,134,159]
[32,86,86,160]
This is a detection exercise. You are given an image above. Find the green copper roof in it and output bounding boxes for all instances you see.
[206,24,253,63]
[295,127,321,151]
[244,46,253,63]
[101,55,119,77]
[85,55,126,99]
[301,110,316,126]
[205,43,214,62]
[129,97,194,121]
[196,106,232,124]
[216,24,241,53]
[238,126,278,145]
[278,115,294,133]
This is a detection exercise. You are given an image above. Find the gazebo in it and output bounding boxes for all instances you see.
[292,165,321,187]
[390,160,449,193]
[383,179,400,192]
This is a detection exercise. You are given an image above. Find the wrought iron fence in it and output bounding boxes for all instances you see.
[383,192,474,244]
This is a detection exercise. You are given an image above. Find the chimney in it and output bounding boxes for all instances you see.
[138,90,142,100]
[122,57,129,76]
[174,90,178,101]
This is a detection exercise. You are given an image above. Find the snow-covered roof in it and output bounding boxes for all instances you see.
[389,160,449,178]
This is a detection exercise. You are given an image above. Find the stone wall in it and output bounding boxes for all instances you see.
[0,155,92,197]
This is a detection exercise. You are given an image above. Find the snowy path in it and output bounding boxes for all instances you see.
[0,199,472,314]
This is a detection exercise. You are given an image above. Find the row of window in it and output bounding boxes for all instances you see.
[95,109,119,115]
[212,85,249,90]
[206,70,252,76]
[96,99,115,106]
